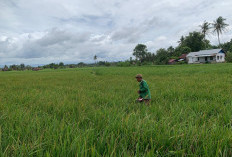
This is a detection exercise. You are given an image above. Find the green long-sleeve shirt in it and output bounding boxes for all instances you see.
[139,80,151,99]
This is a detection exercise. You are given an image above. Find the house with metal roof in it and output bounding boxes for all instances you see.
[186,49,225,64]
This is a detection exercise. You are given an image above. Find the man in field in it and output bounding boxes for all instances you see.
[135,74,151,105]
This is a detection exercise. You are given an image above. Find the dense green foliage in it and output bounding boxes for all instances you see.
[226,52,232,63]
[133,44,148,61]
[154,48,169,65]
[178,31,208,52]
[1,64,232,156]
[221,39,232,52]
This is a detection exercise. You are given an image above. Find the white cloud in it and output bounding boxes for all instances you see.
[0,0,232,65]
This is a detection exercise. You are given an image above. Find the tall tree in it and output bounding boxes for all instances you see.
[199,21,211,49]
[180,31,208,52]
[94,55,97,64]
[167,46,175,56]
[20,63,25,71]
[59,62,64,67]
[212,16,229,46]
[10,64,17,70]
[180,46,191,54]
[173,46,191,57]
[133,44,148,62]
[178,36,185,46]
[155,48,169,65]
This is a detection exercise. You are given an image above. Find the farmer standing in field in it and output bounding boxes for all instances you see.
[135,74,151,105]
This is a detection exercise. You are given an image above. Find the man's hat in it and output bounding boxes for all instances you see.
[135,74,143,78]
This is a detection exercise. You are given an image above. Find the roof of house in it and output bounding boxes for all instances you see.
[179,54,187,59]
[168,59,176,63]
[187,49,224,57]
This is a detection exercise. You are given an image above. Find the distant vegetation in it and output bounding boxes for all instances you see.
[1,16,232,71]
[130,16,231,65]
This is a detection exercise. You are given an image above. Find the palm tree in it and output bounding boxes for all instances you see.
[212,16,229,46]
[94,55,97,65]
[178,36,185,46]
[199,21,211,49]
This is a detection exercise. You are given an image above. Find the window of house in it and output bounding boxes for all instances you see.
[198,57,199,61]
[220,56,222,60]
[217,56,219,60]
[205,57,208,61]
[210,56,213,60]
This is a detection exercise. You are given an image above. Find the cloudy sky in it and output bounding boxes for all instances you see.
[0,0,231,65]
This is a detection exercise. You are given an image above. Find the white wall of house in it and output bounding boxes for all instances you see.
[187,56,216,63]
[187,53,225,64]
[187,57,193,64]
[199,56,216,63]
[216,53,225,62]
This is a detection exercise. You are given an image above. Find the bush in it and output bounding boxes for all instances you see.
[176,61,187,65]
[105,62,111,67]
[136,62,142,66]
[141,61,152,66]
[117,61,131,67]
[226,52,232,63]
[170,57,179,60]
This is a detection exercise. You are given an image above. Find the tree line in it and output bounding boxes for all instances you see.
[1,61,115,71]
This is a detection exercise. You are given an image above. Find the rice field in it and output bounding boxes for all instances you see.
[1,64,232,156]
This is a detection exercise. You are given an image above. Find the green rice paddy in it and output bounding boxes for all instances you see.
[1,64,232,156]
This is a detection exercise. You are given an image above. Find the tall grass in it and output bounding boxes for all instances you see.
[1,64,232,156]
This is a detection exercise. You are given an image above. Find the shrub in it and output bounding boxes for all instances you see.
[117,61,131,67]
[226,52,232,63]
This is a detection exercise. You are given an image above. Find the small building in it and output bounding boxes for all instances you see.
[32,67,41,71]
[168,59,177,65]
[178,54,187,61]
[186,49,225,64]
